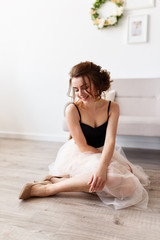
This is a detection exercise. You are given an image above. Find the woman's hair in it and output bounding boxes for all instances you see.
[68,61,112,101]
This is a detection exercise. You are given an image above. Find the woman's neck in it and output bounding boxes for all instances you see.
[82,98,104,111]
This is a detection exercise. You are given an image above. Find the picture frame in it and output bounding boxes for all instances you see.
[125,0,155,10]
[127,15,148,44]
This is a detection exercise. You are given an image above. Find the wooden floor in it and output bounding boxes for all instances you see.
[0,138,160,240]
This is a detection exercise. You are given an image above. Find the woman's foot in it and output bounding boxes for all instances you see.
[19,181,51,200]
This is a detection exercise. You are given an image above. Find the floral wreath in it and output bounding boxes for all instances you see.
[90,0,124,29]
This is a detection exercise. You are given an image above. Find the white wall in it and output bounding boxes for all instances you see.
[0,0,160,144]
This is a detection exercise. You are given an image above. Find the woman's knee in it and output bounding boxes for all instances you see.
[107,177,136,198]
[120,178,136,198]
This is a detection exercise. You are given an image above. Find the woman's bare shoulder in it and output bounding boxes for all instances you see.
[65,103,75,113]
[65,103,80,120]
[110,101,120,115]
[110,100,119,108]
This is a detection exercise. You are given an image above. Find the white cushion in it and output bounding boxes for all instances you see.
[117,116,160,137]
[116,97,160,116]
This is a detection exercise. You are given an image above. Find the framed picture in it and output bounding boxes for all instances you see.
[127,15,148,43]
[125,0,155,10]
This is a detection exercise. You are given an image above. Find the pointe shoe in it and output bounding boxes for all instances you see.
[19,181,49,200]
[43,174,70,182]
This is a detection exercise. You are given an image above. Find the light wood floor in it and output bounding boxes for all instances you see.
[0,138,160,240]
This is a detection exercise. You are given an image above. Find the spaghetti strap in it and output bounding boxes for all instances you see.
[72,103,81,121]
[107,101,111,118]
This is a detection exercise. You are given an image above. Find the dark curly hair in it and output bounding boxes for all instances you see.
[68,61,112,101]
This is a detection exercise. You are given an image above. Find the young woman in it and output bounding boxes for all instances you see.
[19,61,150,210]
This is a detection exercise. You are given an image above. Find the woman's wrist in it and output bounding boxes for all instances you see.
[99,158,110,169]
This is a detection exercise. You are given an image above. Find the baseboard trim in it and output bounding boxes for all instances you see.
[0,131,68,142]
[116,135,160,150]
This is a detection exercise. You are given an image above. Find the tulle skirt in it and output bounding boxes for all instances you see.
[48,139,150,210]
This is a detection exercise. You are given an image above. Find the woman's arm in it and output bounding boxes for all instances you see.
[88,102,120,192]
[100,102,120,168]
[65,104,101,153]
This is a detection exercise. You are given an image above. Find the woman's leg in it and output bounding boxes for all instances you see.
[29,169,136,199]
[31,172,136,199]
[30,174,91,197]
[106,170,136,198]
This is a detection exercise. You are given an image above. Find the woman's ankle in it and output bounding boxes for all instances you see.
[30,184,49,197]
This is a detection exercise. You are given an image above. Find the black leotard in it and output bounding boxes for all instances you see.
[73,101,111,148]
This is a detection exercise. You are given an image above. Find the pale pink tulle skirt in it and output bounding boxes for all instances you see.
[48,139,150,210]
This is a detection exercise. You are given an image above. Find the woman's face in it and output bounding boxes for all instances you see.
[72,76,96,103]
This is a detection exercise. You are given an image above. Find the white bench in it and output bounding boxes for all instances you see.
[112,78,160,137]
[112,78,160,150]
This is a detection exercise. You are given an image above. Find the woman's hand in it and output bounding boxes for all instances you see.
[88,165,107,193]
